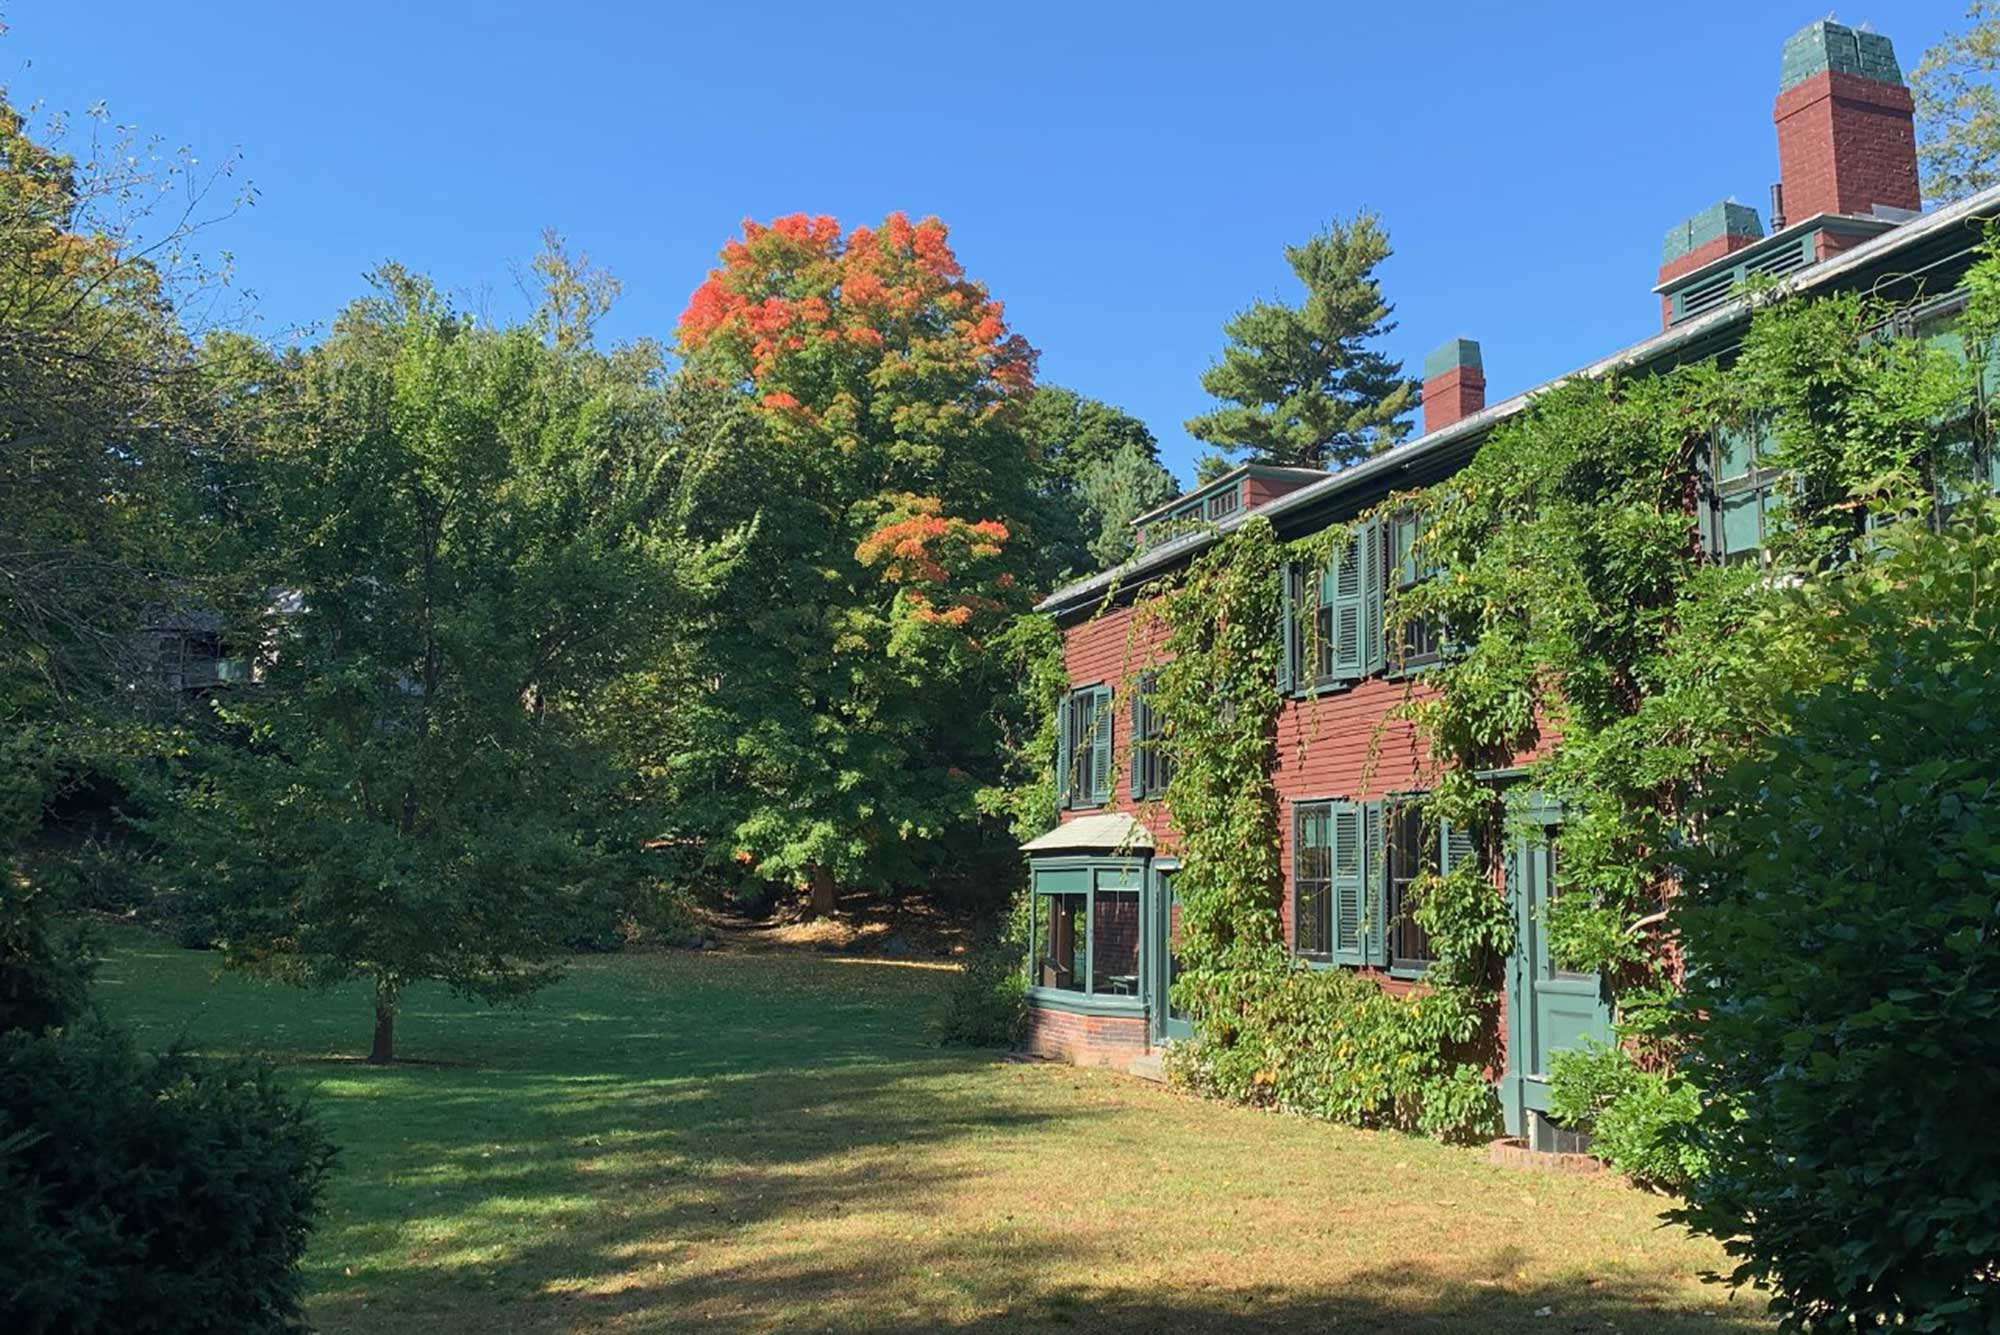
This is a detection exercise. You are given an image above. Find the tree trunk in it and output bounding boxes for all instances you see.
[368,976,399,1065]
[805,865,837,919]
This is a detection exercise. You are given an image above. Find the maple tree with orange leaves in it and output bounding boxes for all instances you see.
[669,213,1044,914]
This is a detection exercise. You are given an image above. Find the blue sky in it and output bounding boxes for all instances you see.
[4,1,1973,485]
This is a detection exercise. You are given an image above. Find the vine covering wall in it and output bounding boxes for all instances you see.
[1097,243,1999,1151]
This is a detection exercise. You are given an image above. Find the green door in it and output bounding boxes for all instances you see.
[1149,863,1192,1044]
[1502,815,1612,1137]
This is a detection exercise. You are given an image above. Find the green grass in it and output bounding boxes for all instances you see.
[92,927,1767,1333]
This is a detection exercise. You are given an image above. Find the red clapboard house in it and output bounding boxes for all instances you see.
[1017,17,2000,1146]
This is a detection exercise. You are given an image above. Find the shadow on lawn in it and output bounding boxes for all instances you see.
[106,943,1752,1335]
[455,1245,1765,1335]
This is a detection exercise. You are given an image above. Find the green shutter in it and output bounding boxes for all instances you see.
[1277,563,1296,695]
[1090,684,1113,807]
[1055,694,1071,809]
[1439,815,1477,877]
[1327,532,1365,682]
[1329,799,1366,966]
[1361,519,1386,677]
[1129,686,1145,800]
[1291,802,1310,956]
[1363,800,1387,967]
[1318,519,1387,683]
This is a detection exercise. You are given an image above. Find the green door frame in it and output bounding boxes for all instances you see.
[1500,794,1613,1138]
[1147,859,1191,1044]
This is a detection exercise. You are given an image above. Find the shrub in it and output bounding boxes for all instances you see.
[933,922,1028,1048]
[0,888,94,1035]
[0,1025,336,1334]
[1671,509,2000,1331]
[1169,952,1500,1143]
[1549,1040,1705,1192]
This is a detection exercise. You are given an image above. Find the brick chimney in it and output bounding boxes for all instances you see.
[1657,202,1764,327]
[1422,338,1484,434]
[1774,20,1920,223]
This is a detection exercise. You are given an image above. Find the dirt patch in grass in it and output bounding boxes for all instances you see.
[702,890,976,962]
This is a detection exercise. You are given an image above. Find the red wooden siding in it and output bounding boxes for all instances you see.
[1059,601,1181,849]
[1056,604,1553,950]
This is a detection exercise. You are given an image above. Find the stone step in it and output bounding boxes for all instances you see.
[1125,1051,1167,1083]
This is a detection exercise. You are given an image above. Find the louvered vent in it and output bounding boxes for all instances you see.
[1670,235,1817,324]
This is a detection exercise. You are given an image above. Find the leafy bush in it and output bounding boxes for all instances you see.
[35,833,157,914]
[1549,1040,1705,1192]
[1671,509,2000,1331]
[1170,952,1499,1143]
[932,924,1028,1048]
[0,888,95,1035]
[0,1025,336,1334]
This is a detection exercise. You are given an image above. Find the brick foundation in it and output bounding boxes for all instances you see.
[1023,1002,1150,1068]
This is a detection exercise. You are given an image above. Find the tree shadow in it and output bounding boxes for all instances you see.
[100,940,1753,1334]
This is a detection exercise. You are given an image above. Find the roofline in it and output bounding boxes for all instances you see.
[1650,209,1899,296]
[1036,183,2000,619]
[1128,461,1331,527]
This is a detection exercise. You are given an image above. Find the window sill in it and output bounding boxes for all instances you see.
[1290,676,1360,701]
[1027,987,1147,1017]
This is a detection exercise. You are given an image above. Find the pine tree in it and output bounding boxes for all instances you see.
[1186,213,1417,472]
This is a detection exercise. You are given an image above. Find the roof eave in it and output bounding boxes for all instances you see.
[1035,185,2000,619]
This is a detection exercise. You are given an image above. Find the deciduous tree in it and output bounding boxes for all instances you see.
[1019,385,1177,576]
[672,213,1039,915]
[1915,2,2000,204]
[160,277,739,1061]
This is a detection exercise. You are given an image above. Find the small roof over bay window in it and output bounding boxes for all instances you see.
[1020,812,1154,855]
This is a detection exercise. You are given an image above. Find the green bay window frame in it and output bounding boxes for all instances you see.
[1027,858,1148,1008]
[1055,683,1113,810]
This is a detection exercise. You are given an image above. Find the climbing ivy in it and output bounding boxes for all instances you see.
[1140,517,1505,1141]
[1099,243,1996,1150]
[1392,251,1988,1165]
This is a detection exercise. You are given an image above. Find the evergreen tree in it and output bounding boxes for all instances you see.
[1186,213,1417,472]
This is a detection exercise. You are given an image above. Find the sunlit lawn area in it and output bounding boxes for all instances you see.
[92,926,1764,1333]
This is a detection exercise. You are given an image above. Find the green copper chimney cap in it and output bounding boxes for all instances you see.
[1423,337,1482,380]
[1779,19,1903,93]
[1662,201,1764,265]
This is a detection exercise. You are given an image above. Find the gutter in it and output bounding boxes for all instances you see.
[1035,181,2000,618]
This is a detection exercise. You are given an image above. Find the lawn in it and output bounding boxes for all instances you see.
[92,927,1766,1334]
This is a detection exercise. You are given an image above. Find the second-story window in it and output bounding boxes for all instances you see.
[1389,511,1444,673]
[1280,519,1386,695]
[1709,420,1783,565]
[1130,671,1173,799]
[1057,684,1112,809]
[1206,485,1241,521]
